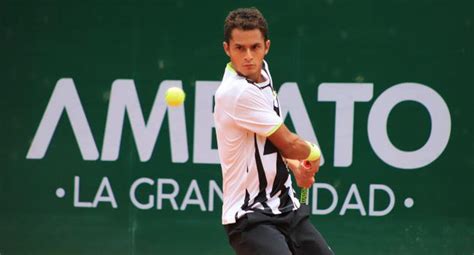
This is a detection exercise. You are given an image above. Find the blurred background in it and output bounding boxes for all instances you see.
[1,0,473,254]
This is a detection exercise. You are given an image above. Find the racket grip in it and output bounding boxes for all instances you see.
[300,161,312,205]
[300,188,309,205]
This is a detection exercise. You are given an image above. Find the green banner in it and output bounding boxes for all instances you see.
[1,1,473,254]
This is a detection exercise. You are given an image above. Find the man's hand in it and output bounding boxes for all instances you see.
[286,158,320,188]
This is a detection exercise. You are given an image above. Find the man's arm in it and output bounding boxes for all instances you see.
[269,124,320,188]
[268,123,312,160]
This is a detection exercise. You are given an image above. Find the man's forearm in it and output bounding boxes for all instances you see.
[268,123,321,161]
[274,132,311,160]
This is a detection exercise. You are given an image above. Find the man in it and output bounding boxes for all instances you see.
[214,7,334,255]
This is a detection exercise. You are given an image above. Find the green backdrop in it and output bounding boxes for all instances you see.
[1,0,473,254]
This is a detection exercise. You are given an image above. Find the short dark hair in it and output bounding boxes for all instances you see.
[224,7,268,43]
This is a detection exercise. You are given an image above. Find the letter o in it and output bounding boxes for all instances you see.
[368,83,451,169]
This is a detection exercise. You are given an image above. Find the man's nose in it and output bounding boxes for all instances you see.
[244,49,253,61]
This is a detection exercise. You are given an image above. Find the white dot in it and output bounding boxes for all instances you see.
[404,197,414,208]
[56,188,65,198]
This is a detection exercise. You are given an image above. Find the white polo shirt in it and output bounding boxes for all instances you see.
[214,60,300,225]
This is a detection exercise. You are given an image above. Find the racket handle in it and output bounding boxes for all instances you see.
[300,160,312,205]
[300,188,309,205]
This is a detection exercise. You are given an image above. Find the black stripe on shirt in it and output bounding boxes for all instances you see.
[246,134,270,211]
[240,189,250,212]
[264,139,294,211]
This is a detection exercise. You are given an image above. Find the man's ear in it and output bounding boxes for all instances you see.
[223,41,231,57]
[264,40,271,55]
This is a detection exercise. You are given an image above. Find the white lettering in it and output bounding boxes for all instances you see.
[312,183,338,215]
[157,178,179,210]
[27,78,99,160]
[74,176,93,208]
[193,81,220,164]
[92,177,117,208]
[101,80,188,162]
[180,180,206,211]
[339,184,366,215]
[368,83,451,169]
[318,83,373,167]
[208,180,223,212]
[369,184,395,216]
[130,177,154,210]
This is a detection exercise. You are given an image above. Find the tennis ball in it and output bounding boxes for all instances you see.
[165,87,185,107]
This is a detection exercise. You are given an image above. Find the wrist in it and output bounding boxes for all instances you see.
[305,141,321,161]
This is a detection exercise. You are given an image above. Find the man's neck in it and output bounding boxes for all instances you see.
[248,73,265,83]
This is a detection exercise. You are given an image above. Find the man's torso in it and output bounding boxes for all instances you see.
[214,61,300,225]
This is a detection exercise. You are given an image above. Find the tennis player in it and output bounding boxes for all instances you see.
[214,7,334,255]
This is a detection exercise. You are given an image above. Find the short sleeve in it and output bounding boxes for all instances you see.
[231,86,283,137]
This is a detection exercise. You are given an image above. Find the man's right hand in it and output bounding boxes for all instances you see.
[287,158,320,188]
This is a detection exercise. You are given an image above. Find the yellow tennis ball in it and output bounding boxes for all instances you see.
[165,87,185,107]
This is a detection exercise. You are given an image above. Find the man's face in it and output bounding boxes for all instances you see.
[223,28,270,82]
